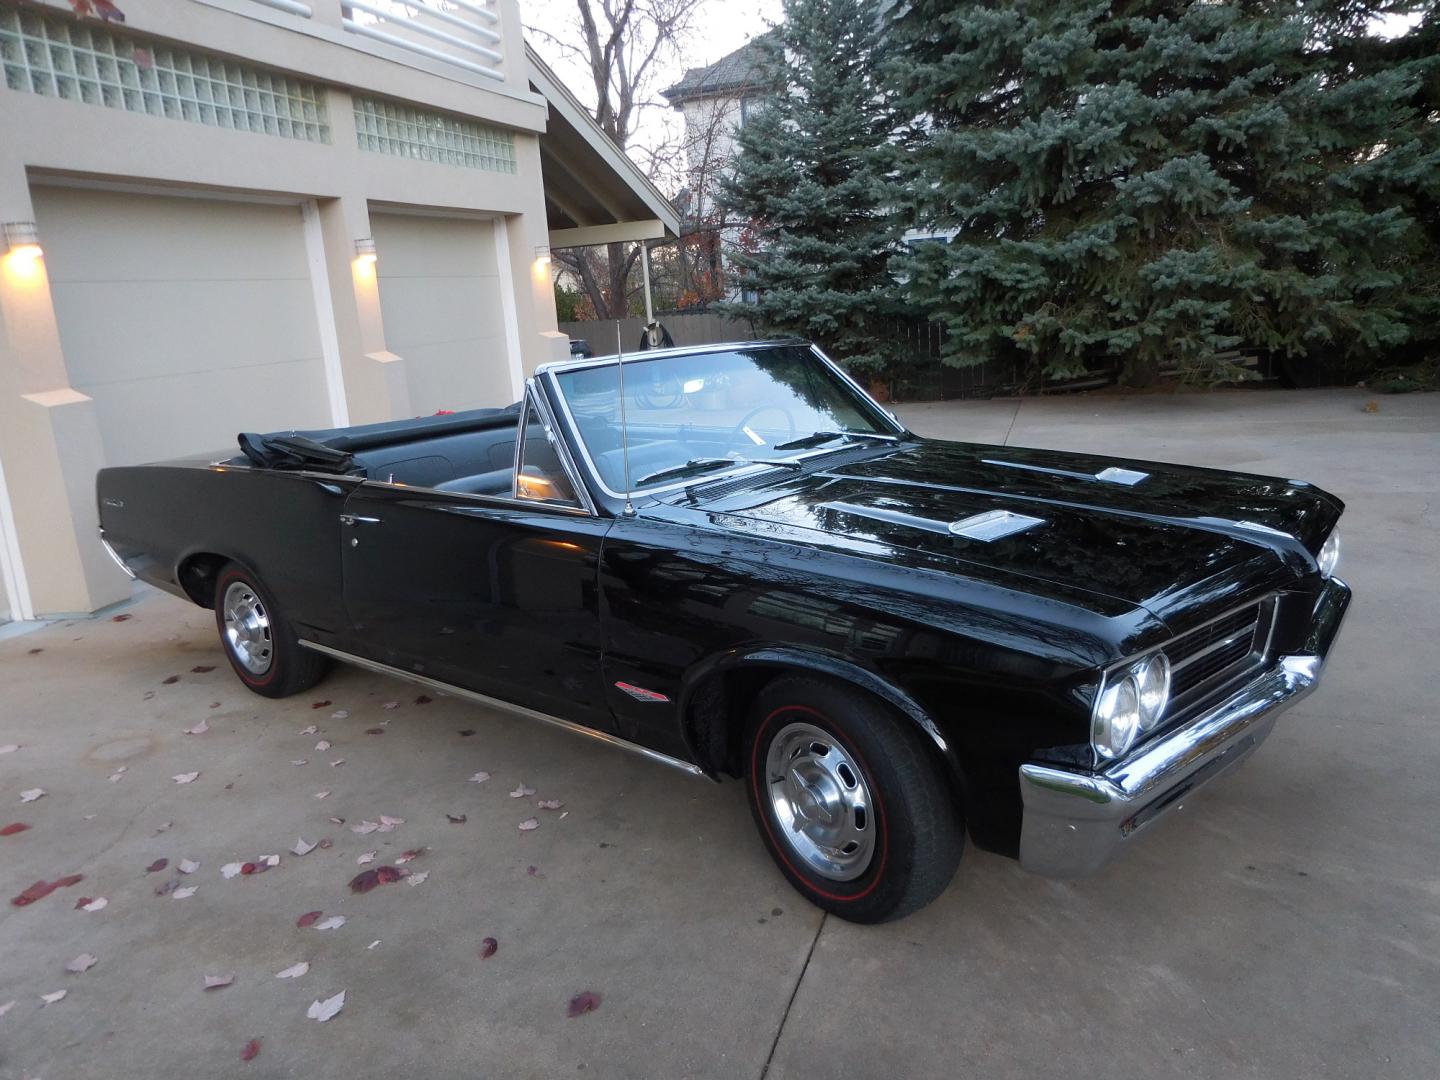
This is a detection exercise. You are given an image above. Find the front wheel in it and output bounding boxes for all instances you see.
[213,562,328,698]
[745,676,963,923]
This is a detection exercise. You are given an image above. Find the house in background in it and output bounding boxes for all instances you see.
[0,0,676,624]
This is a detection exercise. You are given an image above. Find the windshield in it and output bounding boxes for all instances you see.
[553,345,896,493]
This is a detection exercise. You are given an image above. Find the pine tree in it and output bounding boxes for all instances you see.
[717,0,913,375]
[889,1,1440,385]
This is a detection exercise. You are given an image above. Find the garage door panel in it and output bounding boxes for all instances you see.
[371,215,495,277]
[373,275,504,350]
[50,279,321,386]
[399,337,513,415]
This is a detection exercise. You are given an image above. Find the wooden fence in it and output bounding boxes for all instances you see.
[558,313,758,354]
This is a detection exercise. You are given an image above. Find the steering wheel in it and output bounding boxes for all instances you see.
[730,405,797,448]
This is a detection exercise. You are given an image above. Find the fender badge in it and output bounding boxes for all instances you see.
[615,681,670,703]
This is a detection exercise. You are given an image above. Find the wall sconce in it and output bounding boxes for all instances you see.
[4,221,43,262]
[354,236,377,264]
[534,244,552,266]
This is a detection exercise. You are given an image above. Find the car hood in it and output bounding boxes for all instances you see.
[692,438,1342,622]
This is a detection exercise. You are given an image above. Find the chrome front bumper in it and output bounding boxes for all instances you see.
[1018,578,1351,878]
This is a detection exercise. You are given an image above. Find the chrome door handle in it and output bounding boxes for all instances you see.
[339,514,382,526]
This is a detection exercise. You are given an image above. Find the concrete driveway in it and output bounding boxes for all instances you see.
[1,387,1437,1079]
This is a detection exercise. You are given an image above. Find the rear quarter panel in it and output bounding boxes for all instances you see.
[97,462,356,636]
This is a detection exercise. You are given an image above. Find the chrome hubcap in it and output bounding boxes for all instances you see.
[765,721,874,881]
[222,581,272,676]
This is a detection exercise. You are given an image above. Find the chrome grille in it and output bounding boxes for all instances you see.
[1166,599,1274,715]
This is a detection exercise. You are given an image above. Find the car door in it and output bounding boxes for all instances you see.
[338,396,614,731]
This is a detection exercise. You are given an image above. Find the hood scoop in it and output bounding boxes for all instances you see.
[823,502,1045,542]
[983,459,1150,486]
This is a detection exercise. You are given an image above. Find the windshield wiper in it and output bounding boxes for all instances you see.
[772,430,891,452]
[635,456,803,487]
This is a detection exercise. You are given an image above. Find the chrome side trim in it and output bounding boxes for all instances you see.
[1017,578,1350,878]
[296,640,707,778]
[97,529,137,580]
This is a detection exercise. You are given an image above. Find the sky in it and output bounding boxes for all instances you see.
[520,0,784,191]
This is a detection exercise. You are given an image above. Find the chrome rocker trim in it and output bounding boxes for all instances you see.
[297,640,708,778]
[1018,577,1351,878]
[97,528,137,580]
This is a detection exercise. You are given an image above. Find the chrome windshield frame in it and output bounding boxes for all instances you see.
[537,341,908,503]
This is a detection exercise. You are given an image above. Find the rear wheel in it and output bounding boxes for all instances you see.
[745,676,963,923]
[213,562,327,698]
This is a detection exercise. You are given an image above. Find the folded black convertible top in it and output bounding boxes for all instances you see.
[237,403,520,471]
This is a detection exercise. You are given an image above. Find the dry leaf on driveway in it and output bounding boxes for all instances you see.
[367,939,380,950]
[221,863,244,879]
[292,837,318,856]
[314,791,330,799]
[162,675,180,685]
[275,962,309,979]
[378,815,404,830]
[204,974,234,990]
[406,872,429,887]
[537,799,564,810]
[567,991,602,1018]
[315,915,346,930]
[329,759,345,768]
[383,701,399,709]
[108,769,126,783]
[413,694,432,705]
[240,1038,262,1062]
[331,710,349,720]
[11,874,83,906]
[2,823,32,836]
[0,1000,15,1017]
[307,990,345,1022]
[314,740,331,752]
[19,789,45,803]
[509,784,536,798]
[146,858,168,873]
[296,910,323,928]
[191,665,215,674]
[40,989,67,1005]
[178,859,200,874]
[357,851,377,865]
[172,886,198,900]
[172,772,199,784]
[395,848,424,865]
[479,937,498,959]
[468,772,491,784]
[183,719,208,735]
[0,744,19,754]
[300,725,318,735]
[518,818,540,832]
[78,896,108,911]
[291,760,308,766]
[310,701,331,710]
[446,813,467,825]
[65,953,98,974]
[351,821,379,835]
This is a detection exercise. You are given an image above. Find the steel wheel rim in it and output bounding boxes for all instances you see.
[222,581,273,676]
[764,720,875,881]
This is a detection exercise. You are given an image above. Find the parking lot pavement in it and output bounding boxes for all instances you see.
[2,387,1437,1079]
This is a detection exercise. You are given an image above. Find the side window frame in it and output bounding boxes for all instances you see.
[513,380,596,515]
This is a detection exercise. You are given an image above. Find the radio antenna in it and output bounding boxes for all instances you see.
[615,320,635,517]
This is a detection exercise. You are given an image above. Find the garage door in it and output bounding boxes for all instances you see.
[33,186,333,466]
[371,213,514,414]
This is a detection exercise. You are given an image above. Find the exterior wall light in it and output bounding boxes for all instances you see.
[354,236,378,264]
[534,244,552,266]
[4,221,43,262]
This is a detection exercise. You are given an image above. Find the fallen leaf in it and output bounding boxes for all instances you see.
[260,854,280,868]
[240,1038,262,1063]
[40,989,67,1005]
[65,953,98,974]
[526,865,543,878]
[311,701,331,710]
[414,694,432,705]
[154,879,179,897]
[537,799,564,810]
[275,961,309,979]
[378,815,404,830]
[479,937,498,959]
[172,886,198,899]
[221,862,244,879]
[314,740,331,751]
[178,858,200,874]
[364,727,384,735]
[406,871,429,887]
[395,848,425,864]
[204,973,234,990]
[510,784,536,798]
[468,772,491,784]
[108,769,125,783]
[1364,400,1380,413]
[154,821,173,833]
[183,719,209,735]
[28,647,43,655]
[315,915,346,930]
[567,991,602,1018]
[0,744,19,754]
[11,874,83,906]
[314,791,331,800]
[307,989,345,1022]
[292,837,318,856]
[0,1000,15,1017]
[292,760,308,766]
[172,772,199,784]
[80,896,108,911]
[367,939,381,950]
[357,851,377,865]
[162,675,180,685]
[300,725,318,736]
[210,701,221,708]
[296,910,322,928]
[351,821,379,835]
[191,664,215,674]
[112,613,132,622]
[1,823,31,836]
[331,710,349,720]
[350,870,381,894]
[318,838,333,849]
[146,858,168,873]
[375,865,404,884]
[383,701,399,710]
[329,759,345,767]
[518,818,540,832]
[446,814,467,825]
[20,789,45,803]
[328,817,345,826]
[457,729,476,737]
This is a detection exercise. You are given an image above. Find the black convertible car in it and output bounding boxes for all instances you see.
[96,341,1349,922]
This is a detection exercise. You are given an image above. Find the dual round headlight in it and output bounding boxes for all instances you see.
[1317,530,1341,579]
[1091,652,1171,761]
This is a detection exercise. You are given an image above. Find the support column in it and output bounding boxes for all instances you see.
[503,135,572,381]
[641,241,654,323]
[0,165,129,617]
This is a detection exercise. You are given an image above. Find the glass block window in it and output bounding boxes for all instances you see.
[0,5,329,143]
[353,96,516,174]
